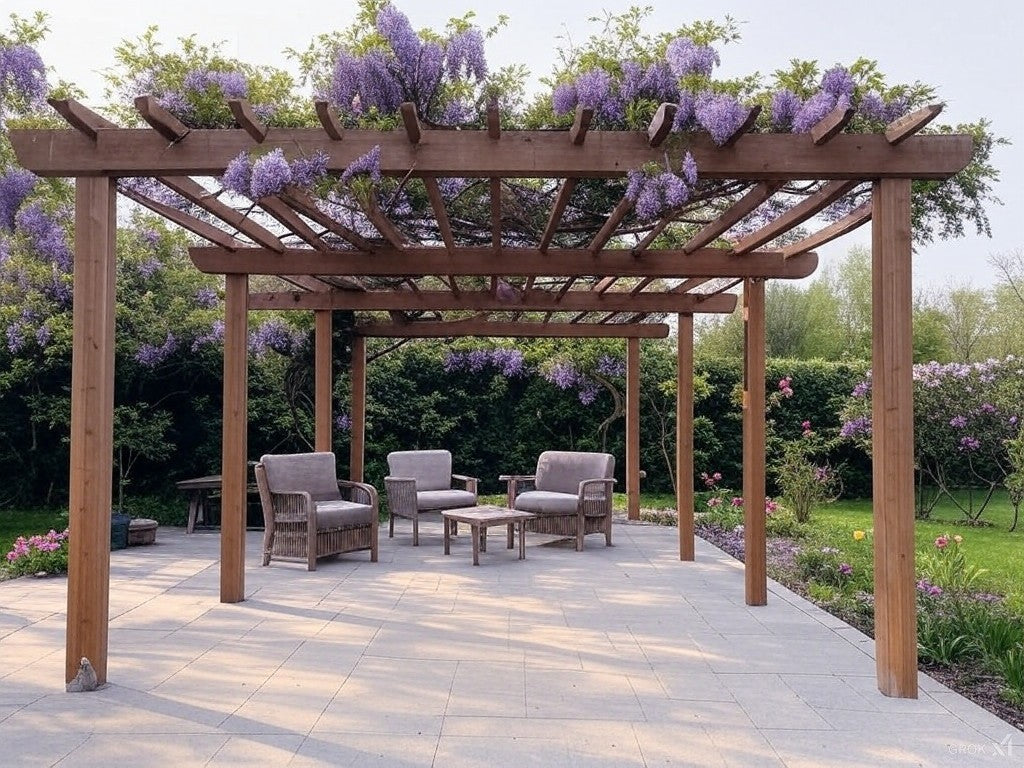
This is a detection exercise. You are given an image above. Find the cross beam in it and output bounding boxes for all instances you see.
[247,289,737,313]
[9,129,973,180]
[355,321,671,338]
[190,246,818,279]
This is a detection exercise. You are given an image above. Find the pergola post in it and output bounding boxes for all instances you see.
[314,310,332,452]
[626,337,641,520]
[743,278,767,606]
[677,313,695,560]
[871,178,918,698]
[350,335,367,483]
[220,274,248,604]
[66,177,117,686]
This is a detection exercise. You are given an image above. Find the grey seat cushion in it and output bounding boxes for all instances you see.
[534,451,615,495]
[261,452,341,502]
[416,489,477,511]
[513,490,579,515]
[315,500,375,529]
[387,450,453,491]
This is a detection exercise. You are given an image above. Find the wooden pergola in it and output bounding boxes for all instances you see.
[10,95,970,700]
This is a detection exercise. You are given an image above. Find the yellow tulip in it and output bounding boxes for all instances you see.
[853,530,865,541]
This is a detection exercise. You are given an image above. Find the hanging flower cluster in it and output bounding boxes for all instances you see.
[0,42,47,122]
[221,148,329,201]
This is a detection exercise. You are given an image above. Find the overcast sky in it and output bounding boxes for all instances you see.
[9,0,1021,291]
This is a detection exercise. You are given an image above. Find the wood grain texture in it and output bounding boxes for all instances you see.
[743,279,767,606]
[627,337,641,520]
[66,177,116,685]
[354,321,669,338]
[220,273,248,604]
[350,336,366,483]
[314,310,332,452]
[677,313,695,561]
[871,178,918,698]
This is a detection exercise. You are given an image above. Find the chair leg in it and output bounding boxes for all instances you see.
[261,526,274,566]
[370,522,379,563]
[412,514,419,546]
[389,510,395,538]
[605,516,613,546]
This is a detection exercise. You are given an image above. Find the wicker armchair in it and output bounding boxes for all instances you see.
[501,451,616,551]
[385,450,478,545]
[255,452,378,570]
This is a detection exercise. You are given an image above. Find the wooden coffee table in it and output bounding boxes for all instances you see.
[441,505,536,565]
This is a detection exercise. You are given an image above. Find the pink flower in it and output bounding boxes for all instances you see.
[730,497,744,507]
[801,420,811,430]
[934,535,949,549]
[707,497,722,507]
[838,563,853,576]
[764,498,779,514]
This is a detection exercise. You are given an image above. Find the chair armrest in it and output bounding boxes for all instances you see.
[384,476,417,517]
[267,490,317,524]
[499,474,536,508]
[338,479,379,510]
[578,478,616,498]
[451,474,478,495]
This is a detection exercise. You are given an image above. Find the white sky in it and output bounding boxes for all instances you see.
[8,0,1022,291]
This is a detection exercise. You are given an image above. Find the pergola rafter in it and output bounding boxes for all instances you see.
[11,93,968,702]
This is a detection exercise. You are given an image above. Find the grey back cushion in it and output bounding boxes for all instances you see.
[261,452,340,503]
[387,450,453,491]
[534,451,615,495]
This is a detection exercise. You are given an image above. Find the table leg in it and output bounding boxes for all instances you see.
[443,516,451,555]
[480,524,487,553]
[507,523,514,549]
[186,494,198,534]
[518,521,526,560]
[471,524,481,566]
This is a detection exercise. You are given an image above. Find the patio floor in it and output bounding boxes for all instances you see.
[1,520,1021,767]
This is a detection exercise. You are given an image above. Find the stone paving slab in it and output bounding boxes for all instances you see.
[0,522,1021,767]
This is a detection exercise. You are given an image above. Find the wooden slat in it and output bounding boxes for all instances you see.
[400,102,421,144]
[593,276,617,295]
[247,288,738,313]
[871,177,918,698]
[228,99,267,142]
[355,321,669,338]
[539,179,577,252]
[569,106,594,145]
[630,277,655,296]
[630,217,673,257]
[555,277,577,299]
[314,101,345,140]
[422,178,455,252]
[597,312,619,323]
[810,103,855,146]
[47,97,117,140]
[742,278,766,606]
[490,178,502,250]
[886,103,943,145]
[626,337,641,519]
[191,245,818,280]
[314,310,333,452]
[66,177,116,685]
[781,201,871,258]
[119,186,244,250]
[134,95,190,142]
[731,180,859,255]
[721,105,762,148]
[362,193,407,249]
[669,277,712,294]
[158,176,286,252]
[350,336,366,483]
[647,102,677,148]
[280,275,332,292]
[258,197,330,249]
[487,100,500,140]
[681,182,783,254]
[10,129,976,180]
[677,312,695,561]
[277,187,376,251]
[220,273,248,603]
[588,196,634,254]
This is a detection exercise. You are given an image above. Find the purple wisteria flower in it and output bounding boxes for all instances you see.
[136,333,178,367]
[839,416,872,439]
[191,320,224,351]
[619,61,679,106]
[544,361,579,390]
[694,91,747,145]
[575,69,617,121]
[792,91,837,133]
[183,69,249,100]
[681,152,698,186]
[222,152,252,197]
[949,415,968,428]
[490,348,526,377]
[194,287,219,308]
[14,202,72,271]
[249,318,301,356]
[770,89,802,130]
[5,323,24,353]
[445,28,487,82]
[959,436,981,452]
[335,413,352,431]
[290,151,329,188]
[596,355,626,378]
[671,91,696,131]
[0,44,48,115]
[341,146,382,185]
[552,82,578,116]
[665,37,720,78]
[0,167,37,231]
[35,324,50,348]
[820,67,855,99]
[577,378,601,405]
[249,149,292,200]
[137,257,162,279]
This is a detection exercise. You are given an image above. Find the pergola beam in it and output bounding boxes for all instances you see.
[680,182,784,254]
[9,128,974,180]
[191,246,818,279]
[247,288,738,313]
[355,321,670,338]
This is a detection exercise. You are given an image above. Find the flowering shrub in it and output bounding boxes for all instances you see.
[917,533,988,597]
[4,528,69,577]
